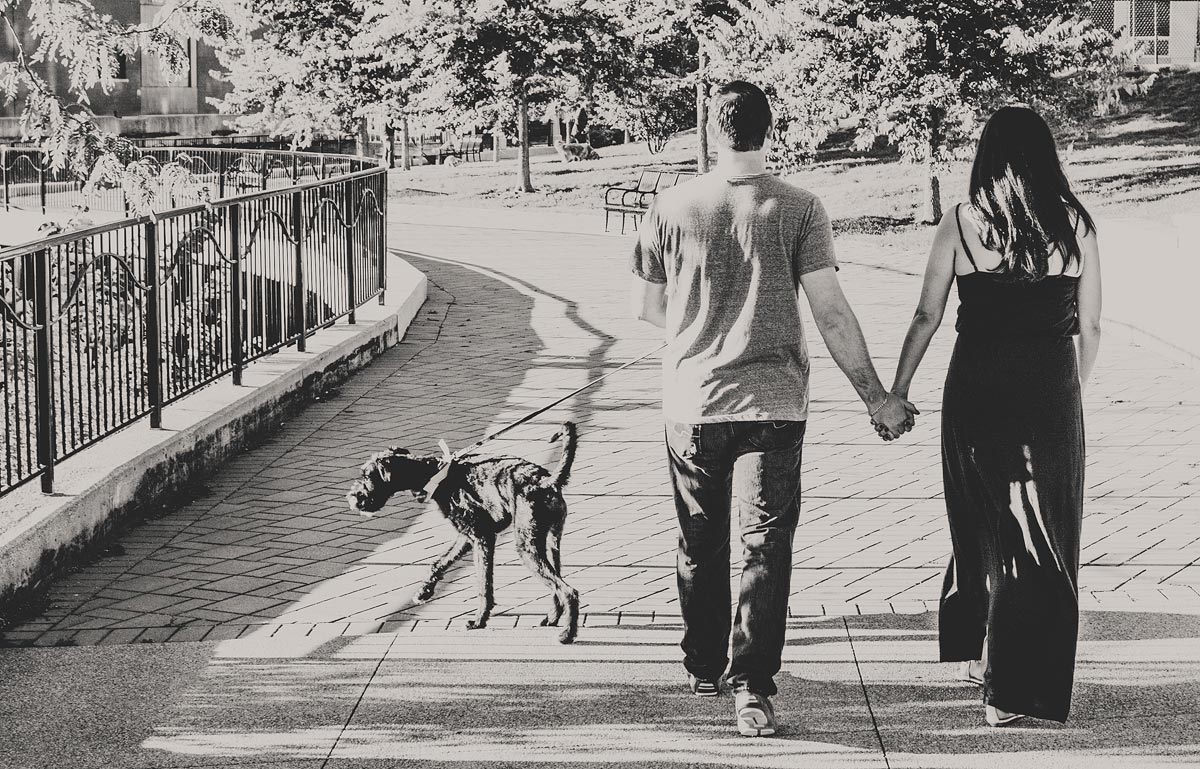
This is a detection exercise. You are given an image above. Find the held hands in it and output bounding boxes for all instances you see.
[869,392,920,442]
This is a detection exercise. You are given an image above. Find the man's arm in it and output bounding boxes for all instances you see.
[630,276,667,329]
[798,267,917,436]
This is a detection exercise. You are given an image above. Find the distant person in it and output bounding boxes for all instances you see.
[629,80,917,737]
[887,105,1101,726]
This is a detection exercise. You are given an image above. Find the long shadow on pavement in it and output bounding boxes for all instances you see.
[840,610,1200,768]
[0,252,547,645]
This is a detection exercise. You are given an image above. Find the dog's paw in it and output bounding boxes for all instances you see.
[540,615,561,627]
[414,584,436,603]
[557,626,578,644]
[466,618,488,630]
[410,489,428,503]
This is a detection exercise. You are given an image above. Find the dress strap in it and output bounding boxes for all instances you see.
[955,203,980,273]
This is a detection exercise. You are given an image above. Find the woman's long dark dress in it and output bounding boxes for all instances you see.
[938,207,1085,723]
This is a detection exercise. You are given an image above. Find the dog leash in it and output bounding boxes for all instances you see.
[420,341,668,498]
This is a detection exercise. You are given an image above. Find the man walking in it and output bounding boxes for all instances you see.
[630,81,917,736]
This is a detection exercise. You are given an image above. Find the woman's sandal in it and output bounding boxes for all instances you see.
[957,660,984,685]
[985,705,1027,727]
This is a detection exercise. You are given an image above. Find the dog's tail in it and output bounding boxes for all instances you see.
[548,421,577,488]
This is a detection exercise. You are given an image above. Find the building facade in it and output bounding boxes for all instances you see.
[1089,0,1200,67]
[0,0,231,139]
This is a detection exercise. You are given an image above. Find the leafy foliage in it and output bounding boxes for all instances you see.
[213,0,407,150]
[365,0,637,189]
[0,0,234,215]
[708,0,1124,217]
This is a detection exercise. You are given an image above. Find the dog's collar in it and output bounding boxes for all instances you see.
[418,439,454,500]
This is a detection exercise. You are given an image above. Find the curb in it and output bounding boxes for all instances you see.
[0,253,428,623]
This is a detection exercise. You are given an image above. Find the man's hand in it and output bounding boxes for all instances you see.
[870,393,919,441]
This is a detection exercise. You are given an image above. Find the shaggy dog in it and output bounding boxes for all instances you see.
[347,423,580,643]
[553,140,600,162]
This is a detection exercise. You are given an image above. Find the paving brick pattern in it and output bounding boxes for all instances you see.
[3,206,1198,648]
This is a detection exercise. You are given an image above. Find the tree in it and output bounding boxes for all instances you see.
[214,0,407,158]
[623,1,737,173]
[711,0,1121,221]
[376,0,634,192]
[592,6,695,155]
[0,0,234,214]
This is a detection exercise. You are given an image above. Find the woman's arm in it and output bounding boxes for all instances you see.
[1075,227,1102,391]
[891,212,958,399]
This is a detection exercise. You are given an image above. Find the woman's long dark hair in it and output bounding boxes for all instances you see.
[968,106,1095,280]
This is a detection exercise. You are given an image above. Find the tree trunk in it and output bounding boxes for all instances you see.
[492,122,503,162]
[921,118,943,223]
[384,124,396,169]
[355,117,369,158]
[517,91,533,192]
[400,117,412,171]
[924,165,943,224]
[695,47,710,173]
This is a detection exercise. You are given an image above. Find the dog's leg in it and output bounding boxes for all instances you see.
[537,525,564,628]
[516,523,579,644]
[466,533,496,630]
[415,534,471,603]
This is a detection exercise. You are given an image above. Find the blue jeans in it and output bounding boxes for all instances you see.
[666,418,806,696]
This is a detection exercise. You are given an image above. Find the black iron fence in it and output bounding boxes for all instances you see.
[1,144,371,216]
[0,147,387,497]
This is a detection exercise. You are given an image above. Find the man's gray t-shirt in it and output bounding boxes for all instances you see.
[631,172,837,423]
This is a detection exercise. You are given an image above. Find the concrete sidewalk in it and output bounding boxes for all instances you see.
[1,203,1198,768]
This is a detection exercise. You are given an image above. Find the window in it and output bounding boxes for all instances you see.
[1089,0,1115,32]
[114,51,128,80]
[1133,0,1171,60]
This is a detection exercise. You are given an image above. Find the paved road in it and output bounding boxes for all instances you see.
[1,203,1197,768]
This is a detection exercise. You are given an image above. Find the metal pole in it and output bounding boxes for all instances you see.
[260,151,268,191]
[2,146,8,211]
[346,190,356,325]
[292,153,299,184]
[38,155,47,215]
[378,171,387,305]
[292,190,306,352]
[230,203,244,384]
[32,248,55,493]
[218,150,227,198]
[145,223,163,428]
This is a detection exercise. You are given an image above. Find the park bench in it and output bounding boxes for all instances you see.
[425,136,484,165]
[603,168,696,234]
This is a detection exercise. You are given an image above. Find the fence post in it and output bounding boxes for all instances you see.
[230,202,244,385]
[320,155,326,181]
[2,146,8,211]
[260,151,268,191]
[32,248,56,493]
[38,155,47,215]
[378,172,387,305]
[292,153,299,184]
[218,150,227,198]
[345,189,356,325]
[292,189,306,352]
[145,222,163,428]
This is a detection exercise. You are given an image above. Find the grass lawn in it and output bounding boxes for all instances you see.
[390,70,1200,270]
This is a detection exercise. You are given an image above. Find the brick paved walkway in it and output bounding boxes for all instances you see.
[2,204,1198,649]
[2,203,1199,769]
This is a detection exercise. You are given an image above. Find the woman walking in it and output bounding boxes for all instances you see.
[887,106,1102,726]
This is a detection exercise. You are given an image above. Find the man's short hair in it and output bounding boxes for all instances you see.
[710,81,772,152]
